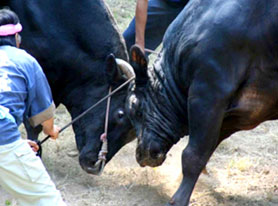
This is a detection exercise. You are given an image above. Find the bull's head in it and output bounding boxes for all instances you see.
[76,55,136,175]
[126,46,174,168]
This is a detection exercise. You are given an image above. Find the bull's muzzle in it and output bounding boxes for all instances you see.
[136,141,166,167]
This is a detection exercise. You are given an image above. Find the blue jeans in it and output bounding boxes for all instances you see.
[123,0,185,55]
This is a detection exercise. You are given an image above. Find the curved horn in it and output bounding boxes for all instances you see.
[115,58,136,80]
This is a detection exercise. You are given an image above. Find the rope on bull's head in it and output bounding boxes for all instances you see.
[34,58,135,175]
[35,76,134,157]
[96,86,112,175]
[144,48,159,55]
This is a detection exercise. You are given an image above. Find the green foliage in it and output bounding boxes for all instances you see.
[5,200,11,206]
[106,0,136,32]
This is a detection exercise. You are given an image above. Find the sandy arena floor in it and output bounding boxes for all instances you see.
[0,1,277,205]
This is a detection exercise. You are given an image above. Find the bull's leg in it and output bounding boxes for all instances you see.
[168,95,227,206]
[23,118,42,141]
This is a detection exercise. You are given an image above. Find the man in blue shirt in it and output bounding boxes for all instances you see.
[124,0,188,55]
[0,9,67,206]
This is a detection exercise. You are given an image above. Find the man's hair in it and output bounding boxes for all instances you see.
[0,9,20,47]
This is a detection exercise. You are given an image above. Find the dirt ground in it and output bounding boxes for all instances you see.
[1,1,278,205]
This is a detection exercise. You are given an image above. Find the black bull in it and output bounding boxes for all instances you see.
[1,0,136,175]
[124,0,278,205]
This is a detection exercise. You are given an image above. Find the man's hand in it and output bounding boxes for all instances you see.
[27,140,39,153]
[41,117,60,140]
[47,125,60,140]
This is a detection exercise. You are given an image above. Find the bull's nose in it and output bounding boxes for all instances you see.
[79,155,106,175]
[80,159,106,175]
[82,160,105,175]
[149,141,162,159]
[136,141,166,167]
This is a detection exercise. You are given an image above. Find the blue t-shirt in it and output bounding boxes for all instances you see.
[0,45,54,145]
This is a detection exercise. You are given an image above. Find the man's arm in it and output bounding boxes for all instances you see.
[27,117,59,153]
[135,0,148,53]
[41,117,60,139]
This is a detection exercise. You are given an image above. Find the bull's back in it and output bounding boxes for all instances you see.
[3,0,127,102]
[9,0,127,68]
[164,0,278,66]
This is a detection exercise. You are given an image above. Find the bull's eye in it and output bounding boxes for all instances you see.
[114,109,125,125]
[118,110,124,119]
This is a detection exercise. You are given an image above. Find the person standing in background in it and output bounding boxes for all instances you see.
[123,0,188,55]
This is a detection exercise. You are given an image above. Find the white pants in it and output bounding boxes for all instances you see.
[0,139,67,206]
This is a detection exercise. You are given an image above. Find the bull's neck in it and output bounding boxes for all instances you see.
[145,56,187,145]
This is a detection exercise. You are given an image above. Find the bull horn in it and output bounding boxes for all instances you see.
[115,58,136,80]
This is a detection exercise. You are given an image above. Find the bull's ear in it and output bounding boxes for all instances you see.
[106,53,123,86]
[130,45,148,86]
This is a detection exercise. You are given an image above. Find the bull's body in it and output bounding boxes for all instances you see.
[1,0,135,174]
[128,0,278,205]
